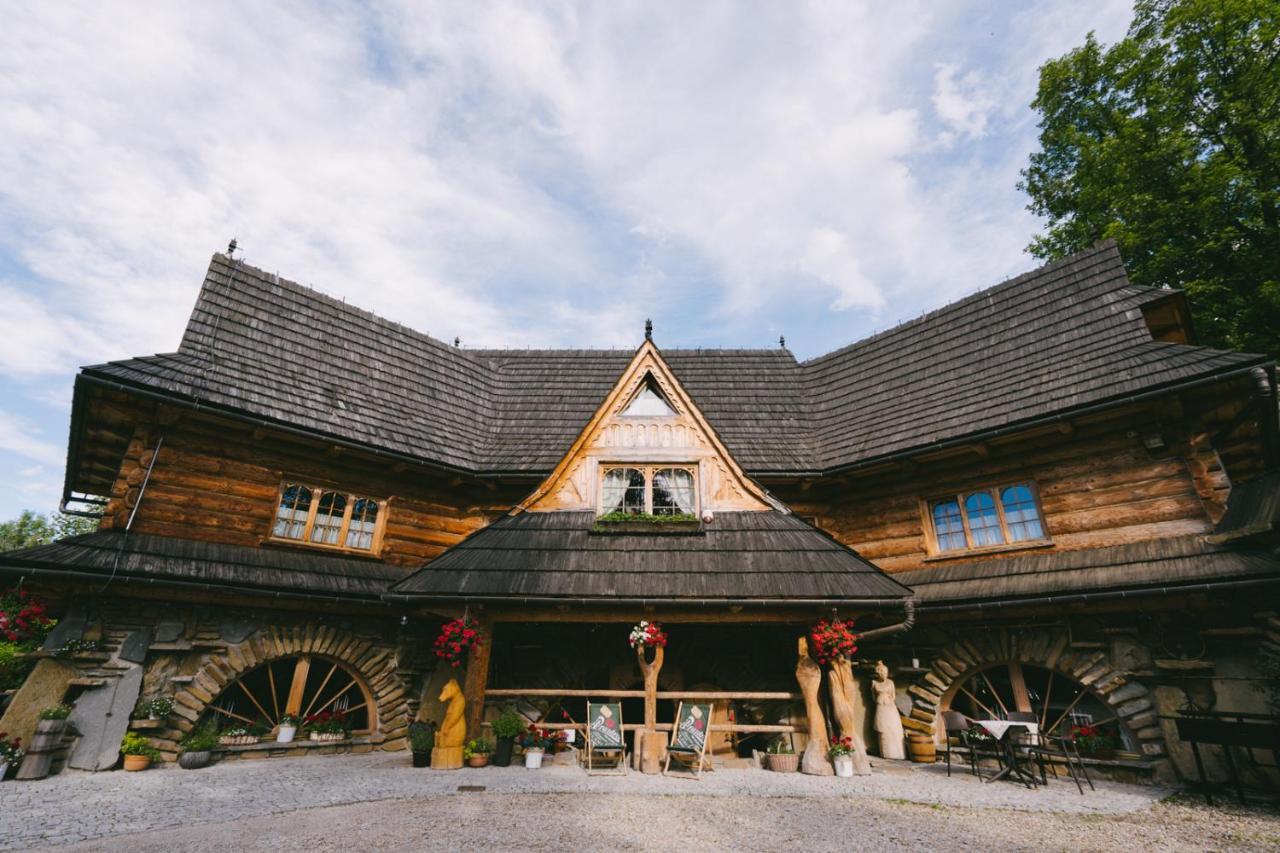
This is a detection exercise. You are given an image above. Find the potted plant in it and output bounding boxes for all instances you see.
[276,713,300,743]
[765,737,798,772]
[305,710,347,742]
[35,703,72,742]
[133,696,173,721]
[218,726,258,746]
[828,735,856,777]
[120,732,160,771]
[517,725,564,769]
[408,721,435,768]
[1069,724,1116,760]
[178,723,218,769]
[0,732,22,781]
[433,617,481,669]
[464,738,492,767]
[490,709,524,767]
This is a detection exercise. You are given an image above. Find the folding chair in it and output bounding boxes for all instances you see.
[943,710,1004,778]
[585,701,627,775]
[663,701,713,779]
[1006,711,1093,794]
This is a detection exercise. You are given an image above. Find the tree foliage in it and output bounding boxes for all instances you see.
[0,510,98,553]
[1020,0,1280,357]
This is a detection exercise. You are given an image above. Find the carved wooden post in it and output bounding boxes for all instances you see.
[795,637,833,775]
[829,659,872,776]
[462,612,493,741]
[636,644,664,773]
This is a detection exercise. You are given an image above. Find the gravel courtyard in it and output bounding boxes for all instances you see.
[4,753,1277,851]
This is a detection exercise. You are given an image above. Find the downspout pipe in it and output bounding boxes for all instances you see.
[854,598,916,642]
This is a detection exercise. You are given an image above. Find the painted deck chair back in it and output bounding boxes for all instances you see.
[663,701,713,779]
[585,701,627,775]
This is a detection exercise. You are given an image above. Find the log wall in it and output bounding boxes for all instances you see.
[778,396,1259,575]
[98,408,526,569]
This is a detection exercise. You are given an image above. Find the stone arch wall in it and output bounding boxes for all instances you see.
[906,628,1167,761]
[159,623,411,756]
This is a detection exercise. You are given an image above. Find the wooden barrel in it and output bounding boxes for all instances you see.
[906,733,936,763]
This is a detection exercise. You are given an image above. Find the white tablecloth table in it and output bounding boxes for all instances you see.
[976,720,1038,741]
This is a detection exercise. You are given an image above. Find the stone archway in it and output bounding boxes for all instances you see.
[907,629,1166,762]
[162,623,410,754]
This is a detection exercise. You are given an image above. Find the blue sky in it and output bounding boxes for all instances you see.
[0,0,1133,520]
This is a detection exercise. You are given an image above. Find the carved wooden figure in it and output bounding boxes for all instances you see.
[828,658,873,776]
[871,660,905,760]
[431,678,466,770]
[795,637,833,776]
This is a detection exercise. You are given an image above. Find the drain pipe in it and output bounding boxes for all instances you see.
[855,599,916,643]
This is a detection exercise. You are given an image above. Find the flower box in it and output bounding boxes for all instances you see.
[309,732,344,743]
[218,734,259,746]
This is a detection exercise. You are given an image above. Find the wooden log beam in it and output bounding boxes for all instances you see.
[462,611,493,741]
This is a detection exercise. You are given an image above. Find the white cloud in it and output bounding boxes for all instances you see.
[0,410,64,467]
[932,63,997,141]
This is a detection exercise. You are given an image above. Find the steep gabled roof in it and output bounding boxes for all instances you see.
[802,242,1265,470]
[73,241,1270,493]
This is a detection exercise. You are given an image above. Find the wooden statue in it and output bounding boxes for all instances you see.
[431,678,466,769]
[794,637,833,776]
[871,660,905,760]
[828,658,872,775]
[636,644,665,773]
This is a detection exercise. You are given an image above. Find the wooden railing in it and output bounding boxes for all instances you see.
[482,686,807,734]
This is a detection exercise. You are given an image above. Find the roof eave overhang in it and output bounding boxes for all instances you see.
[914,574,1280,613]
[381,592,913,608]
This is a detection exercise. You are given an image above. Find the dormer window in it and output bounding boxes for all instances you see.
[600,466,697,516]
[269,481,386,554]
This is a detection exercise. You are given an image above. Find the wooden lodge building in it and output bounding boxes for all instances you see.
[1,240,1278,787]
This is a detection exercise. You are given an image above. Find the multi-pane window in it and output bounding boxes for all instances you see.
[927,482,1047,553]
[600,466,697,516]
[269,482,384,554]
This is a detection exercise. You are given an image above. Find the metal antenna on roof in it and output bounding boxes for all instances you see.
[227,238,237,257]
[644,318,653,341]
[454,337,461,348]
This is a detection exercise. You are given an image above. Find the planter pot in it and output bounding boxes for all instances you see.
[0,761,8,781]
[122,754,151,772]
[1082,746,1116,761]
[31,719,67,752]
[276,725,297,744]
[524,748,545,769]
[309,732,344,743]
[467,754,490,768]
[178,750,211,770]
[767,753,799,772]
[833,755,855,778]
[412,751,432,768]
[492,736,515,767]
[219,735,258,746]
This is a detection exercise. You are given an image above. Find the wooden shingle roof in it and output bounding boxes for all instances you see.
[0,532,404,599]
[387,511,912,604]
[893,535,1280,607]
[77,241,1269,483]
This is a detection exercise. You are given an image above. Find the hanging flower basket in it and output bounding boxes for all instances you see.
[628,621,668,650]
[434,617,481,668]
[808,618,858,666]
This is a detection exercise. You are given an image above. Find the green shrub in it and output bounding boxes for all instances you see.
[491,709,525,740]
[120,732,160,759]
[179,723,219,753]
[408,721,436,753]
[39,704,72,721]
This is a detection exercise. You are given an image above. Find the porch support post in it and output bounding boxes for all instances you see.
[636,644,664,772]
[463,611,493,741]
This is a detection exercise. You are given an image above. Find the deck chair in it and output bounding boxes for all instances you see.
[585,701,627,775]
[663,701,713,779]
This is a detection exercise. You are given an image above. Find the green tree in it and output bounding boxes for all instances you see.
[1020,0,1280,357]
[0,510,98,553]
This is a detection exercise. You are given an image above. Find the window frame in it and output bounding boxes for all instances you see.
[598,464,699,517]
[920,480,1050,558]
[266,480,388,556]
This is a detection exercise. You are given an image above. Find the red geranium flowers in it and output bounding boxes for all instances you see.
[808,618,858,665]
[434,617,481,667]
[0,586,53,645]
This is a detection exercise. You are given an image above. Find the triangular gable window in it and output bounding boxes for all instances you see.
[622,376,676,417]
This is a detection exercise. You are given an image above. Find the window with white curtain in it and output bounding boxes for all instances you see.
[599,465,698,516]
[269,481,386,554]
[926,481,1048,554]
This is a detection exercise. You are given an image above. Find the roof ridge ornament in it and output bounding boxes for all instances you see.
[645,318,653,341]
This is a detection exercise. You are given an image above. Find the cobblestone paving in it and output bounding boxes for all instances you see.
[0,752,1264,851]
